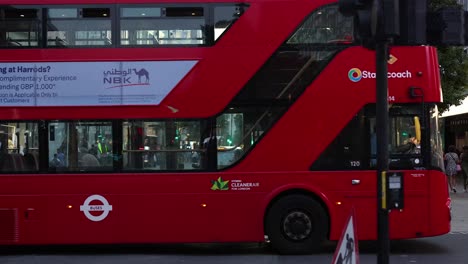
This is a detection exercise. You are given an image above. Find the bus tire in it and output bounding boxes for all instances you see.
[265,194,328,254]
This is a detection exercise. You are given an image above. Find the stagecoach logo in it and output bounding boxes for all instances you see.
[103,67,150,89]
[388,54,398,64]
[348,68,363,82]
[80,194,113,222]
[348,67,412,82]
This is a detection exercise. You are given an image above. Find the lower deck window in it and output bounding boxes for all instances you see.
[0,122,39,172]
[48,121,113,172]
[122,120,205,171]
[0,105,283,173]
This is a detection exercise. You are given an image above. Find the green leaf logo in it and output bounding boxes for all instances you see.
[211,177,229,191]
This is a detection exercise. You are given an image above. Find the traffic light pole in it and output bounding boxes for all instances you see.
[376,40,390,264]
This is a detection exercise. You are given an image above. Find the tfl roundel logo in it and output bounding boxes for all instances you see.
[348,68,362,82]
[80,194,113,222]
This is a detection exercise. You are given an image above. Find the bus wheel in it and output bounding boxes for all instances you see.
[265,194,328,254]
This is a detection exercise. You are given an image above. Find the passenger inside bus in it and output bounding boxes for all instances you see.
[49,153,64,168]
[395,136,419,154]
[79,151,100,167]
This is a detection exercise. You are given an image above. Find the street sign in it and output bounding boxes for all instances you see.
[331,209,359,264]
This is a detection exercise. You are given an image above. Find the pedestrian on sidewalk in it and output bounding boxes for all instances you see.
[445,145,459,193]
[460,146,468,192]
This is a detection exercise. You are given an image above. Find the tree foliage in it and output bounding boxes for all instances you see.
[437,46,468,112]
[430,0,468,113]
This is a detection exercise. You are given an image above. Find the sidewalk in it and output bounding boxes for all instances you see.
[449,179,468,234]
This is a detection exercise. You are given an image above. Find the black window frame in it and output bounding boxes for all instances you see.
[0,3,250,49]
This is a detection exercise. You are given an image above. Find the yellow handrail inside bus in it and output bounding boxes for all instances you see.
[414,116,421,142]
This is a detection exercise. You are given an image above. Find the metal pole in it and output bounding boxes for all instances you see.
[376,40,390,264]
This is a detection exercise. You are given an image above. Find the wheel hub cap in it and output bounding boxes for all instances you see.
[283,211,312,241]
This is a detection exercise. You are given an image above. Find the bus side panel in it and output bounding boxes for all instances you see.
[322,171,431,241]
[0,196,47,245]
[427,171,451,236]
[0,174,267,245]
[0,170,450,245]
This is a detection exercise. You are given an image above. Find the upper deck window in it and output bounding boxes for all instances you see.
[0,7,41,48]
[0,3,248,48]
[287,5,354,44]
[47,7,112,47]
[120,6,206,46]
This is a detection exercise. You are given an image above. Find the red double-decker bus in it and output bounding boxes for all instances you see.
[0,0,450,254]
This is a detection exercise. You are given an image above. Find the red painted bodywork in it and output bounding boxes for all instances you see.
[0,0,450,245]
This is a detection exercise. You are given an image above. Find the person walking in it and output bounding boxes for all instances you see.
[460,146,468,192]
[445,145,459,193]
